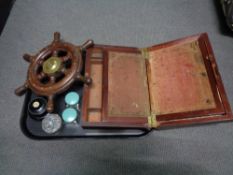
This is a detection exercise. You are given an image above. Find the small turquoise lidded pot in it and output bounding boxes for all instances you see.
[62,107,79,123]
[65,92,80,106]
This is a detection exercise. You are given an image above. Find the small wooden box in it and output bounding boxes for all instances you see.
[81,33,232,129]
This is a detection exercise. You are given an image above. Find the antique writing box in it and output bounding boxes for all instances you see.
[81,33,232,129]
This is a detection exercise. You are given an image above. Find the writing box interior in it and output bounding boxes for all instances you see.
[81,33,232,129]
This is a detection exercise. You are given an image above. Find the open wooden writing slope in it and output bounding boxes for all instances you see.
[81,33,232,130]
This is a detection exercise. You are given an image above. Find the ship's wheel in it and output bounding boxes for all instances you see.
[15,32,93,112]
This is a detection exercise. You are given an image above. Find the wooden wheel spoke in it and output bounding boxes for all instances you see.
[61,56,69,62]
[61,52,71,62]
[60,67,67,74]
[38,59,44,65]
[61,68,70,76]
[15,82,28,96]
[52,50,58,57]
[49,76,56,83]
[38,72,46,80]
[47,95,54,112]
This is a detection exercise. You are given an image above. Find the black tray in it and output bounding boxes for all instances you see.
[20,87,149,139]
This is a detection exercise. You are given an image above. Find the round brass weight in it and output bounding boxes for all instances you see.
[15,32,94,112]
[43,57,62,74]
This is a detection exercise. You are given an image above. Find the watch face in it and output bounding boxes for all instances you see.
[42,113,62,134]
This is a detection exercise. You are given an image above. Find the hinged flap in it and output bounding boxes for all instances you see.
[147,113,160,128]
[140,48,149,59]
[144,33,232,128]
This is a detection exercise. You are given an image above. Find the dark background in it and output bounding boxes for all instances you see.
[0,0,15,35]
[0,0,233,175]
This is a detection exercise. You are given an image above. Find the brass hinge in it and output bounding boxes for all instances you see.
[148,113,159,128]
[140,48,149,59]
